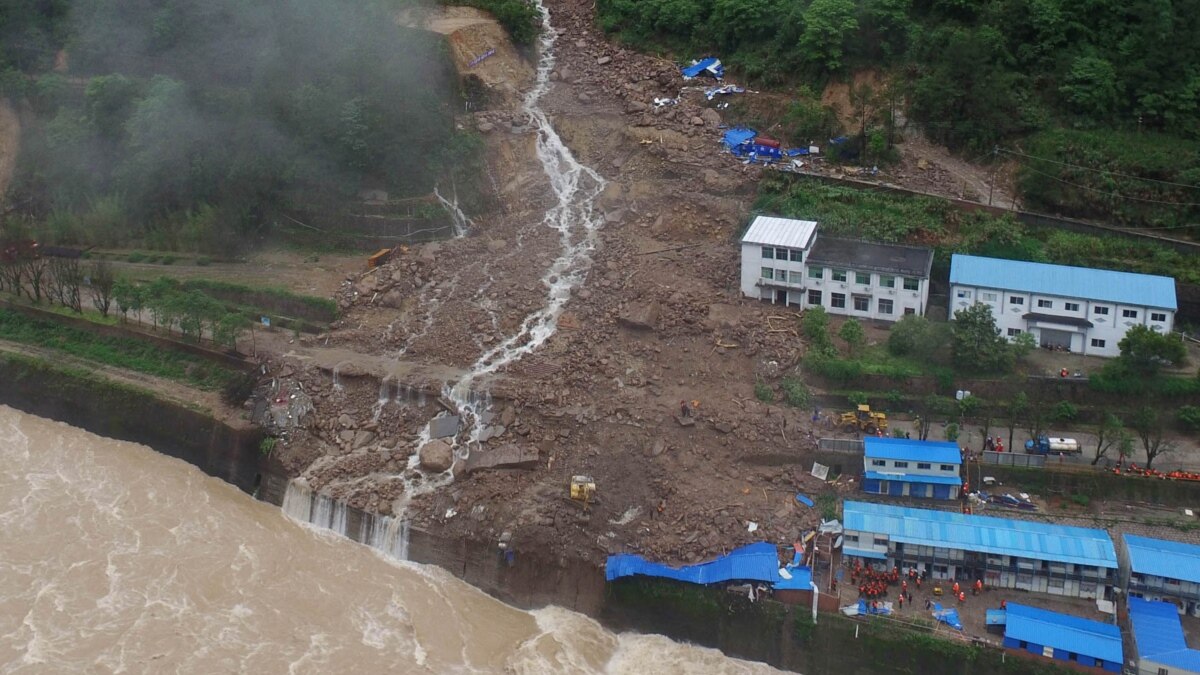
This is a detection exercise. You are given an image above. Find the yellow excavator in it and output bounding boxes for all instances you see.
[839,404,888,434]
[569,475,596,512]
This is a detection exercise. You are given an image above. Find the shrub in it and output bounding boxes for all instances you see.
[259,437,278,456]
[780,378,811,407]
[944,422,959,442]
[1179,405,1200,434]
[127,252,147,263]
[222,372,257,405]
[195,256,212,266]
[754,380,775,403]
[804,354,864,384]
[1053,401,1079,422]
[847,391,869,406]
[160,255,177,265]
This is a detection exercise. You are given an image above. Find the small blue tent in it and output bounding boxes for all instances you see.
[681,57,724,80]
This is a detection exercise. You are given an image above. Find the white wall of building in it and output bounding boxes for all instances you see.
[863,456,959,479]
[949,284,1175,358]
[740,241,930,322]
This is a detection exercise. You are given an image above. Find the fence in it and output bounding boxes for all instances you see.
[981,451,1044,468]
[818,438,863,454]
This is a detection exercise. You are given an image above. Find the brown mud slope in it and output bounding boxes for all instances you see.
[399,6,534,103]
[0,99,19,204]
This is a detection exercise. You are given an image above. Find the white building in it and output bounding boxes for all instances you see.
[949,254,1177,358]
[861,437,961,500]
[739,216,933,322]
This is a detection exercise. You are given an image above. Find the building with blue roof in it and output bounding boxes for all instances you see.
[1128,597,1200,675]
[1122,535,1200,617]
[1002,603,1123,672]
[862,437,962,500]
[843,501,1117,598]
[949,254,1176,358]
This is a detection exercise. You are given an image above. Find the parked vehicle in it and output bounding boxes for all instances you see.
[1024,435,1080,455]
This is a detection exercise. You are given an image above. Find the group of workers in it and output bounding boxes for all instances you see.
[852,562,991,608]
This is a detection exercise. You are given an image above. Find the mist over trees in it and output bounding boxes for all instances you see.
[1,0,466,253]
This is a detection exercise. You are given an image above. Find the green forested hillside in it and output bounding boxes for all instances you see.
[600,0,1200,231]
[0,0,466,252]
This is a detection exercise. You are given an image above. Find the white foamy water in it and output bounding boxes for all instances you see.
[0,405,781,674]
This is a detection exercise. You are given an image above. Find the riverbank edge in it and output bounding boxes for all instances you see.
[0,352,1074,675]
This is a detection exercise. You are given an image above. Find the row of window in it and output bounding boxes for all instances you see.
[764,265,922,290]
[761,246,804,262]
[960,289,1168,321]
[869,459,956,471]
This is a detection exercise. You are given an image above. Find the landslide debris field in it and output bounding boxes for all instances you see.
[260,1,999,565]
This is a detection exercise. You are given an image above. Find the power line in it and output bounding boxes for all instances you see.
[1017,164,1200,208]
[998,147,1200,191]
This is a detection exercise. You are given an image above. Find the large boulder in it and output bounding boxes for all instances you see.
[419,439,454,472]
[618,301,661,331]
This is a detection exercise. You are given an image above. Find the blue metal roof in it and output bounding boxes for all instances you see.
[950,254,1177,310]
[1125,534,1200,585]
[864,437,961,464]
[605,542,781,584]
[843,547,886,560]
[1004,603,1122,663]
[843,501,1118,568]
[864,471,962,486]
[1128,597,1200,672]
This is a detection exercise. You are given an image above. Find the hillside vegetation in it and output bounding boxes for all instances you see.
[599,0,1200,232]
[0,0,468,253]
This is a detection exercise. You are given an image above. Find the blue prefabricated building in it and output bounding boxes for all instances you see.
[1002,603,1122,672]
[861,437,962,500]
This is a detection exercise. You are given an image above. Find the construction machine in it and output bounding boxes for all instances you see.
[838,404,888,434]
[569,475,596,512]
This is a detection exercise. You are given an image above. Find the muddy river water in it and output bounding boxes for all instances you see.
[0,406,779,674]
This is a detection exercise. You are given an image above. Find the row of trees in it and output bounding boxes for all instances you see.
[0,252,253,351]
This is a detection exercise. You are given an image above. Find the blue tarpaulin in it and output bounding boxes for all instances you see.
[773,566,813,590]
[858,600,892,615]
[932,603,964,631]
[606,542,782,584]
[722,127,756,150]
[682,57,724,80]
[795,494,815,507]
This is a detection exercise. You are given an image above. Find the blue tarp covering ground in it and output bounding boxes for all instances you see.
[773,566,813,590]
[932,603,964,630]
[681,57,724,80]
[606,542,782,584]
[722,127,756,150]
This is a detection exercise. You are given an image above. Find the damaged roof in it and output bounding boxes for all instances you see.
[807,236,934,278]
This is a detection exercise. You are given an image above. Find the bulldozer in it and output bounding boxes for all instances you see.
[569,475,596,512]
[838,404,888,434]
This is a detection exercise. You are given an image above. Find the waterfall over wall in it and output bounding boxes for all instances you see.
[282,479,409,561]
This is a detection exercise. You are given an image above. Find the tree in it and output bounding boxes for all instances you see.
[1011,332,1037,364]
[1059,56,1119,121]
[112,276,136,322]
[1005,392,1029,450]
[1092,413,1124,465]
[87,260,116,317]
[957,394,980,423]
[952,303,1013,373]
[1053,401,1078,423]
[839,318,865,355]
[802,306,836,356]
[1129,406,1175,469]
[1179,405,1200,434]
[19,256,49,304]
[849,82,881,160]
[1118,325,1186,374]
[799,0,859,72]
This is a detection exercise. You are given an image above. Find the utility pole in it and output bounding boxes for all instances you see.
[988,146,998,207]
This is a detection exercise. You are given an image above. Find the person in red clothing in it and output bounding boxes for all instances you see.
[952,581,960,595]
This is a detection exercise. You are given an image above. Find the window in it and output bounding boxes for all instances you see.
[981,292,997,302]
[832,269,847,282]
[855,272,871,285]
[1094,306,1109,315]
[789,249,804,262]
[761,246,775,260]
[879,275,895,288]
[845,534,859,544]
[788,271,804,284]
[1037,299,1053,308]
[878,299,893,315]
[903,277,920,291]
[904,307,916,315]
[917,462,931,470]
[1166,578,1181,586]
[853,295,870,311]
[1160,668,1170,675]
[1007,328,1022,336]
[1049,577,1065,589]
[761,267,773,280]
[871,459,886,467]
[1123,309,1139,318]
[1091,338,1106,348]
[1152,312,1167,322]
[1009,296,1025,305]
[831,293,846,308]
[1065,302,1080,311]
[873,537,888,547]
[808,290,822,305]
[956,290,971,299]
[939,464,955,471]
[808,266,823,279]
[894,461,909,468]
[777,269,788,281]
